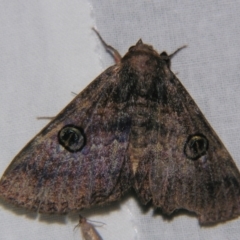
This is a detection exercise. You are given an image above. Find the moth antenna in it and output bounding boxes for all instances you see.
[78,214,105,227]
[160,45,187,68]
[92,27,122,63]
[168,45,187,59]
[84,219,105,227]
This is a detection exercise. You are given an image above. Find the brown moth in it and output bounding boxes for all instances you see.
[0,29,240,226]
[77,215,103,240]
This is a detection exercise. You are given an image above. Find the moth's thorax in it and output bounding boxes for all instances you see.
[115,42,171,105]
[121,41,167,75]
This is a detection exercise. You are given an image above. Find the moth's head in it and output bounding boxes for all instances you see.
[125,39,160,57]
[122,40,186,69]
[121,39,170,71]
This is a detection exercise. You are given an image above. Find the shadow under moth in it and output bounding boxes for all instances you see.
[0,29,240,230]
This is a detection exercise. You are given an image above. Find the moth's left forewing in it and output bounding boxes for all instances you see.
[0,65,133,213]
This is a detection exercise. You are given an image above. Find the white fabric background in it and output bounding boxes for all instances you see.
[1,1,240,240]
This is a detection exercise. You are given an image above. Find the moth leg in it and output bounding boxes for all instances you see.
[37,92,77,120]
[92,27,122,63]
[37,92,79,120]
[36,116,55,120]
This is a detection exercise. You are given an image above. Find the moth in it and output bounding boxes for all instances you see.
[77,215,103,240]
[0,29,240,226]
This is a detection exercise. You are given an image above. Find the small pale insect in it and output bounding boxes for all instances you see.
[78,215,103,240]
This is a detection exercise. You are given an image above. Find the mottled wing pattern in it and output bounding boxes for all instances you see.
[134,67,240,224]
[1,36,240,226]
[0,66,133,213]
